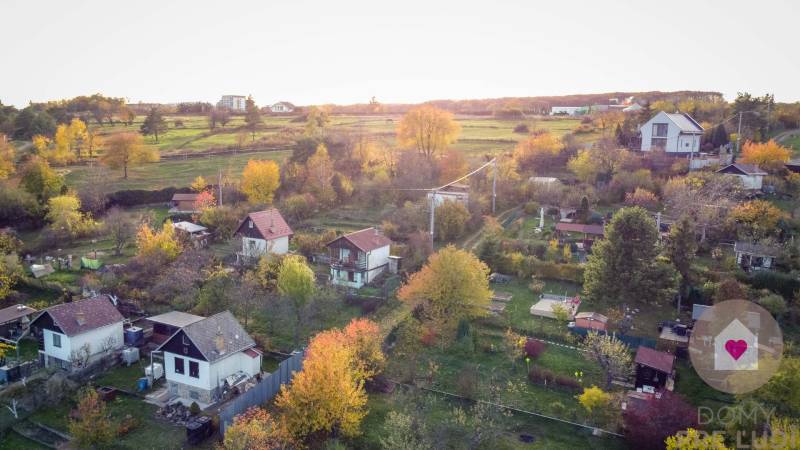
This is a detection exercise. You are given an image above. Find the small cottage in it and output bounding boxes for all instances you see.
[734,241,780,271]
[233,209,293,263]
[327,228,392,289]
[173,221,210,248]
[574,312,608,332]
[716,163,766,190]
[170,193,201,214]
[0,304,37,340]
[30,295,124,370]
[634,346,675,391]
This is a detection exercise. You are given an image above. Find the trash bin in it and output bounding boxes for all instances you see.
[137,377,150,392]
[186,415,212,445]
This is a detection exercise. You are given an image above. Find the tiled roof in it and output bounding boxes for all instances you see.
[237,209,293,241]
[330,228,392,252]
[171,193,200,201]
[717,163,767,176]
[635,346,675,373]
[174,311,255,364]
[41,295,123,337]
[0,304,37,325]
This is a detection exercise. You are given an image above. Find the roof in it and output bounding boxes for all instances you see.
[328,228,392,252]
[575,312,608,323]
[147,311,205,328]
[665,112,704,133]
[272,101,295,108]
[555,222,605,236]
[171,193,200,202]
[0,304,37,325]
[716,163,767,176]
[159,311,255,364]
[734,241,781,258]
[236,209,293,241]
[38,295,123,337]
[692,304,711,321]
[529,177,560,184]
[635,346,675,373]
[172,221,208,234]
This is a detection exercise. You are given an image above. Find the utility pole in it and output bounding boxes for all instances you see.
[766,96,772,136]
[491,159,497,214]
[429,190,436,246]
[735,111,743,157]
[218,169,223,206]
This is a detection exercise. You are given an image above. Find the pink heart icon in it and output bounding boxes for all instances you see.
[725,339,748,360]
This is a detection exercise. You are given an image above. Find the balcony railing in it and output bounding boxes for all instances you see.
[330,258,367,270]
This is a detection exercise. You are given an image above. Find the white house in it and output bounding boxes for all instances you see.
[233,209,293,263]
[550,106,588,116]
[270,102,295,113]
[157,311,262,405]
[716,163,766,190]
[31,295,124,370]
[639,111,704,153]
[217,95,247,112]
[427,183,469,207]
[327,228,392,289]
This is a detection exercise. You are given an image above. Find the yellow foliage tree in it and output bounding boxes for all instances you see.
[0,134,15,179]
[740,140,791,172]
[513,132,565,170]
[397,105,460,159]
[46,194,96,240]
[398,245,492,329]
[306,144,335,204]
[51,124,77,165]
[136,220,181,261]
[100,132,158,178]
[729,200,787,238]
[665,428,730,450]
[68,388,115,448]
[222,407,290,450]
[752,417,800,450]
[241,159,281,205]
[577,385,612,413]
[275,331,368,442]
[191,175,208,192]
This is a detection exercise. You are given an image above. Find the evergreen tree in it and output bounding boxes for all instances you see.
[614,123,625,146]
[140,108,168,143]
[576,196,590,224]
[711,124,729,149]
[244,96,261,141]
[583,207,678,306]
[665,215,697,311]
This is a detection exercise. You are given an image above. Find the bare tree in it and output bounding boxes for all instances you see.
[70,343,91,369]
[100,335,117,354]
[104,207,135,256]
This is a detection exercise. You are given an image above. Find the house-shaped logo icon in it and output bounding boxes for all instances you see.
[714,319,758,371]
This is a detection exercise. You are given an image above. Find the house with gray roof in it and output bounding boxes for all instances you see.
[734,241,781,271]
[156,311,262,405]
[716,163,767,190]
[639,111,704,153]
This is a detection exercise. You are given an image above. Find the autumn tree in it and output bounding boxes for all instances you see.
[397,105,460,159]
[513,131,565,171]
[140,108,168,143]
[100,132,158,178]
[568,146,628,185]
[193,190,216,211]
[624,391,698,450]
[434,200,470,241]
[581,332,633,389]
[19,156,65,202]
[739,140,790,172]
[729,199,787,239]
[222,407,289,450]
[665,428,730,450]
[277,255,316,347]
[191,175,208,192]
[244,96,261,141]
[438,149,469,184]
[304,106,330,138]
[276,329,368,443]
[136,220,181,262]
[663,172,740,241]
[306,144,335,205]
[104,207,135,256]
[68,388,115,449]
[341,318,385,381]
[583,207,678,307]
[45,194,97,241]
[240,159,281,205]
[398,245,491,333]
[0,134,15,179]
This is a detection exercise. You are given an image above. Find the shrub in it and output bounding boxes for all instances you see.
[116,415,139,436]
[189,401,201,416]
[513,124,530,134]
[740,270,800,299]
[554,375,581,390]
[524,339,546,359]
[420,327,438,347]
[523,201,541,215]
[528,367,555,384]
[456,366,479,399]
[758,293,788,317]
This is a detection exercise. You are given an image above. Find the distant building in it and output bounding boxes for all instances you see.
[734,241,780,271]
[716,163,766,190]
[217,95,247,112]
[639,111,703,153]
[427,183,469,207]
[327,228,392,289]
[574,312,608,332]
[622,103,643,113]
[270,102,295,113]
[170,193,201,214]
[234,209,293,263]
[550,106,589,116]
[172,221,210,248]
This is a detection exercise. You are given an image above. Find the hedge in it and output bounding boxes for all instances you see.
[108,186,193,208]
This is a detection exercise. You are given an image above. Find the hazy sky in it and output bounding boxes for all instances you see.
[2,0,798,107]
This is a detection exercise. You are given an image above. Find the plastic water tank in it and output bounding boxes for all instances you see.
[145,362,164,380]
[121,347,140,366]
[124,326,144,346]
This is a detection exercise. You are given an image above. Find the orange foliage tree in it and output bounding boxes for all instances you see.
[729,199,787,239]
[438,149,469,184]
[739,140,791,172]
[193,190,216,211]
[397,105,460,159]
[513,132,565,171]
[222,407,290,450]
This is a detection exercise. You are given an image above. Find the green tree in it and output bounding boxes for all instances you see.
[196,266,234,316]
[584,207,678,306]
[665,215,697,310]
[140,107,168,143]
[277,255,316,347]
[434,200,470,241]
[711,124,729,148]
[244,96,261,141]
[19,157,65,203]
[380,411,432,450]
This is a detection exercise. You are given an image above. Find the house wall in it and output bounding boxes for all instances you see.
[738,174,763,190]
[365,245,390,283]
[241,235,289,258]
[43,322,123,367]
[164,352,212,391]
[209,352,261,387]
[640,112,701,153]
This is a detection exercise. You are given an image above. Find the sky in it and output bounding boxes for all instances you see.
[2,0,799,107]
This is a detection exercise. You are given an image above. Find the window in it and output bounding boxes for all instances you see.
[248,220,253,228]
[341,248,350,260]
[189,361,199,378]
[650,137,667,149]
[652,123,668,137]
[348,271,355,282]
[174,357,185,374]
[52,333,61,348]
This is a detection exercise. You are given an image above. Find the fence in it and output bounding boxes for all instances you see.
[218,351,305,435]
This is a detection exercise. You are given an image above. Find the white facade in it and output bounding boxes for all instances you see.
[271,103,294,113]
[241,235,289,259]
[550,106,588,116]
[427,191,469,207]
[42,322,124,369]
[330,244,391,289]
[163,350,261,400]
[640,111,703,153]
[218,95,247,112]
[736,173,764,190]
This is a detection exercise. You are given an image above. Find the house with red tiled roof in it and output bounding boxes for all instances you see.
[326,228,392,288]
[30,295,124,371]
[233,209,293,263]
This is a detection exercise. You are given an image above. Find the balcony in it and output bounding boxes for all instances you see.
[330,258,367,271]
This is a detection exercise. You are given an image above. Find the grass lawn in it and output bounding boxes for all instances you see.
[0,430,50,450]
[93,360,155,392]
[784,134,800,153]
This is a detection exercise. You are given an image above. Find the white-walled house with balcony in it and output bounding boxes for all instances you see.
[327,228,392,289]
[233,209,293,263]
[156,311,262,406]
[640,111,704,153]
[30,295,124,370]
